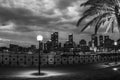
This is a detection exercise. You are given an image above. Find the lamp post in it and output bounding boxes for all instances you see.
[114,41,117,52]
[114,41,118,64]
[37,35,43,75]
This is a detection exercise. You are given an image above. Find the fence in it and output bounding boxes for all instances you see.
[0,53,120,67]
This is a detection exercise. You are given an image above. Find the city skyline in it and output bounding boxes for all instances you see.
[0,0,119,47]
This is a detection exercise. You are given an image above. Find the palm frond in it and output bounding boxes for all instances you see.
[95,19,106,34]
[77,7,102,27]
[78,0,120,34]
[80,20,93,32]
[81,13,111,32]
[83,6,113,16]
[105,19,112,33]
[77,1,114,27]
[81,0,116,7]
[111,20,115,33]
[76,14,89,27]
[94,21,101,34]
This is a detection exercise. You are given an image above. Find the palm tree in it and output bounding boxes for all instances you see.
[77,0,120,34]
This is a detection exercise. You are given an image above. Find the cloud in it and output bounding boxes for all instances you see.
[0,7,55,25]
[0,0,117,46]
[0,21,15,30]
[0,0,83,32]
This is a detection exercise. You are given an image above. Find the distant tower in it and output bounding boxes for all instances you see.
[88,41,92,47]
[51,32,59,51]
[99,35,104,47]
[79,39,87,46]
[104,35,110,48]
[117,39,120,46]
[68,34,76,48]
[68,34,73,42]
[104,35,109,41]
[46,40,52,52]
[91,34,98,47]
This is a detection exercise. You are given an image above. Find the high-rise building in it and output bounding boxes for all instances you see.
[104,38,113,49]
[68,34,76,48]
[99,35,104,47]
[30,45,36,53]
[117,39,120,46]
[88,41,92,47]
[68,34,73,42]
[51,32,59,51]
[44,43,47,51]
[79,39,89,52]
[63,34,76,52]
[9,44,19,52]
[46,40,52,52]
[38,42,43,51]
[58,43,62,48]
[104,35,110,48]
[79,39,87,46]
[91,35,98,47]
[104,35,109,40]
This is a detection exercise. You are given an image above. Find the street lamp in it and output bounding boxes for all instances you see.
[114,41,117,46]
[113,68,118,71]
[114,41,117,52]
[114,41,118,64]
[37,35,43,75]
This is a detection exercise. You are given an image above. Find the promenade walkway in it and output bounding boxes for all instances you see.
[0,62,120,80]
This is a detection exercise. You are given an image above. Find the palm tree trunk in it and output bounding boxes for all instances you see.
[117,17,120,32]
[116,15,120,32]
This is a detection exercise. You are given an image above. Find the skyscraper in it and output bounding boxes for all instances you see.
[79,39,87,46]
[99,35,104,47]
[68,34,76,48]
[117,39,120,46]
[68,34,73,42]
[46,40,52,52]
[104,35,109,41]
[104,35,110,48]
[51,32,59,51]
[91,34,98,47]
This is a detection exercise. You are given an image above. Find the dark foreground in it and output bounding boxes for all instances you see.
[0,63,120,80]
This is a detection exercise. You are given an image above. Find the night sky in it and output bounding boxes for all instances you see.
[0,0,119,47]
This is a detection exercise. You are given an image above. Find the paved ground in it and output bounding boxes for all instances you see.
[0,62,120,80]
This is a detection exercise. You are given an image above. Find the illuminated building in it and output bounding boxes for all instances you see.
[63,34,76,52]
[68,34,73,42]
[91,34,98,47]
[45,40,52,52]
[29,45,36,53]
[79,39,87,46]
[68,34,76,48]
[9,44,19,52]
[79,39,89,52]
[99,35,104,47]
[51,32,59,51]
[117,39,120,46]
[104,35,110,48]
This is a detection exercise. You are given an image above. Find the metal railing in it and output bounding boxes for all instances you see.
[0,52,120,67]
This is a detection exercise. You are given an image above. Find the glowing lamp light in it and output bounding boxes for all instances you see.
[114,41,117,46]
[36,35,43,75]
[37,35,43,41]
[113,68,118,71]
[10,70,69,78]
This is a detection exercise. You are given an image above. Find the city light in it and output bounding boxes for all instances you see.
[114,41,117,46]
[0,32,120,54]
[10,70,69,78]
[37,35,43,41]
[113,68,118,71]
